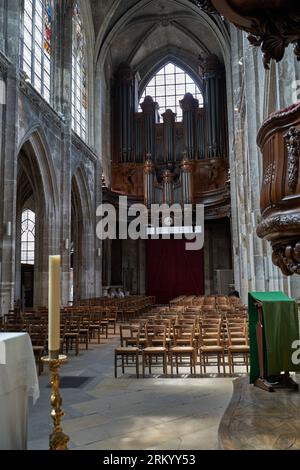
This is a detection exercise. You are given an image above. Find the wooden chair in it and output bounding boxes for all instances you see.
[199,319,225,375]
[114,327,140,378]
[170,325,196,375]
[226,319,250,375]
[142,325,168,376]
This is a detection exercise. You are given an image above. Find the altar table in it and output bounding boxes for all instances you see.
[0,332,39,450]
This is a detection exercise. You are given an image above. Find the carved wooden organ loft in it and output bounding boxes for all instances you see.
[110,55,230,219]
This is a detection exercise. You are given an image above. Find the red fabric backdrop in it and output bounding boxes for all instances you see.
[146,239,204,304]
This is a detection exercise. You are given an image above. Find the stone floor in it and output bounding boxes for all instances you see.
[219,375,300,450]
[28,334,235,450]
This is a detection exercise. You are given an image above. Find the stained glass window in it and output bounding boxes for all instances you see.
[21,0,53,103]
[21,210,35,265]
[139,63,203,121]
[72,3,88,141]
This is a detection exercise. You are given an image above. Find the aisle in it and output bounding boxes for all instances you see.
[28,334,234,450]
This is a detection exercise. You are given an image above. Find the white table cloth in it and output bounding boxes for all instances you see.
[0,332,40,450]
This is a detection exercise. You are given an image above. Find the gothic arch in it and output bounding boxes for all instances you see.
[17,126,59,213]
[137,51,205,97]
[71,165,94,300]
[16,127,59,307]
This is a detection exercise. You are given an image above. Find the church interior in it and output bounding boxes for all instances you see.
[1,0,300,452]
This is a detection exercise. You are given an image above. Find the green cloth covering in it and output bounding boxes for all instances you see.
[248,291,300,383]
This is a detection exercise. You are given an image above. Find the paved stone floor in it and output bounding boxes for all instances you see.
[219,375,300,450]
[28,334,235,450]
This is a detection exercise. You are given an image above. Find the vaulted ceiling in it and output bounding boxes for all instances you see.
[87,0,230,82]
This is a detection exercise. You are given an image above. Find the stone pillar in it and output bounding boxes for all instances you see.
[94,158,103,298]
[144,157,155,208]
[180,156,193,204]
[115,63,135,162]
[141,95,159,160]
[56,4,72,305]
[0,1,6,53]
[162,109,176,162]
[180,93,198,160]
[0,63,18,314]
[203,54,226,158]
[0,0,21,314]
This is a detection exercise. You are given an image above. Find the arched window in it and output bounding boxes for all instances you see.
[140,62,203,121]
[21,210,35,265]
[21,0,53,103]
[72,3,88,141]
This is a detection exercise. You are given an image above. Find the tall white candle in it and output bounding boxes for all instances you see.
[48,255,61,352]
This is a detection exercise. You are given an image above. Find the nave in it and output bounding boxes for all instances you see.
[28,328,233,450]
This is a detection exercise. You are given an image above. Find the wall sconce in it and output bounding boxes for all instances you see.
[97,248,101,257]
[65,239,69,250]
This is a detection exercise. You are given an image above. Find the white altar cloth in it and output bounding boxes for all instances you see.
[0,332,40,450]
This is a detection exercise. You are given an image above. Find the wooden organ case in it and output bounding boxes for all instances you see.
[110,57,230,220]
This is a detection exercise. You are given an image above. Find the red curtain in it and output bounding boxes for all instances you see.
[146,239,204,304]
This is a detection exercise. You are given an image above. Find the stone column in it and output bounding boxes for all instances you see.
[0,0,21,314]
[56,3,72,305]
[141,96,159,161]
[180,93,198,160]
[115,63,135,162]
[94,158,103,298]
[203,54,226,158]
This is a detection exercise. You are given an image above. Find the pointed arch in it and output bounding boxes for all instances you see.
[16,126,59,307]
[139,60,203,121]
[17,126,59,213]
[138,52,204,96]
[71,164,93,225]
[71,164,94,300]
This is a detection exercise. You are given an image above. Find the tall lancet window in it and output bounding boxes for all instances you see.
[21,210,36,265]
[72,3,88,141]
[21,0,53,102]
[140,62,203,121]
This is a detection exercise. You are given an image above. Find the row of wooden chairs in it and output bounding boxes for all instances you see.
[115,314,250,378]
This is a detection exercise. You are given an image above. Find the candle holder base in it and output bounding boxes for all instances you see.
[42,354,69,450]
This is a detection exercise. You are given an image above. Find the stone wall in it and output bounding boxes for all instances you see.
[0,1,102,314]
